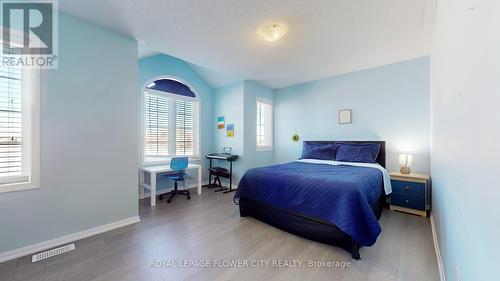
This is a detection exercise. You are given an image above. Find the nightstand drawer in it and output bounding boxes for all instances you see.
[391,193,425,211]
[391,180,425,198]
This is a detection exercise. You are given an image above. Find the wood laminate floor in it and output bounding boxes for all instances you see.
[0,188,440,281]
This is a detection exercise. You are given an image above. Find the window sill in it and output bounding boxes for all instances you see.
[143,156,201,166]
[256,147,273,152]
[0,181,39,194]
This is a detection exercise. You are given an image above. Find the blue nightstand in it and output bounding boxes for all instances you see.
[389,172,430,217]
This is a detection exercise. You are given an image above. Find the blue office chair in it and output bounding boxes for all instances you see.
[164,157,190,203]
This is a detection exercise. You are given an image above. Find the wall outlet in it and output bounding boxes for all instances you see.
[456,266,461,281]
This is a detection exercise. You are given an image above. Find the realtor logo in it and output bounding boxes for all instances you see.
[1,0,58,68]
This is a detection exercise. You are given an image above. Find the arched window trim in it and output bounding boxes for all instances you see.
[141,76,201,165]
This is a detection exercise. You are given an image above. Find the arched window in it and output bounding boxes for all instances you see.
[142,77,200,163]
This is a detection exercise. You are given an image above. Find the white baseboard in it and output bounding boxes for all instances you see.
[0,216,140,264]
[430,214,446,281]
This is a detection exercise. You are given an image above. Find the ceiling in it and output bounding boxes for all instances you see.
[60,0,435,89]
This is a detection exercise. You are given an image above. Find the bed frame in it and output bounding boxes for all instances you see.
[238,141,387,260]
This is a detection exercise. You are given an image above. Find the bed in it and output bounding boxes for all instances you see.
[233,141,390,260]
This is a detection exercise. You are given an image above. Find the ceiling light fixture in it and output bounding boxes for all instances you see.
[257,23,287,42]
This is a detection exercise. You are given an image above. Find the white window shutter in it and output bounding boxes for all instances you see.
[256,98,273,150]
[0,65,23,177]
[143,90,200,163]
[144,93,169,158]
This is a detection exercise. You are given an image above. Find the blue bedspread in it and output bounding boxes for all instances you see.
[234,161,383,246]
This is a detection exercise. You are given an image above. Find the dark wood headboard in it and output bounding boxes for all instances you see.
[303,141,386,168]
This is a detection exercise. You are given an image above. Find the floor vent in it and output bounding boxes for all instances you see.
[32,243,75,262]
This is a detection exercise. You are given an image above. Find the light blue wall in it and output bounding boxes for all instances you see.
[431,1,499,280]
[0,14,139,252]
[274,57,430,173]
[138,54,214,189]
[243,81,274,169]
[213,82,245,184]
[212,80,275,185]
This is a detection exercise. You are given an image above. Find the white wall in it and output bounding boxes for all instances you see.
[0,14,139,253]
[431,1,500,280]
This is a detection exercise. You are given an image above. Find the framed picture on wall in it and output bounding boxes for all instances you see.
[339,109,352,124]
[226,124,234,137]
[217,116,225,129]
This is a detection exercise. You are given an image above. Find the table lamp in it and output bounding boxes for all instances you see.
[399,154,413,174]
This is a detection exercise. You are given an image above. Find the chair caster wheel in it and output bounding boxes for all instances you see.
[187,195,191,200]
[167,199,172,204]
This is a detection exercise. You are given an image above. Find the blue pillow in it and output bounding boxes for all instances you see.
[335,143,380,163]
[300,142,338,160]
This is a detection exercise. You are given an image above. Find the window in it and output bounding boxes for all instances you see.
[143,78,199,164]
[175,100,194,155]
[256,98,273,151]
[0,65,40,193]
[144,93,169,158]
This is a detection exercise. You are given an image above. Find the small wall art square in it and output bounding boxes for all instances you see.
[339,109,352,124]
[217,116,225,129]
[226,124,234,137]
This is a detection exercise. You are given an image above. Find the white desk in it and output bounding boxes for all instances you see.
[140,163,202,207]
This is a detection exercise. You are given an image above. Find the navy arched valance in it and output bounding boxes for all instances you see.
[146,78,196,98]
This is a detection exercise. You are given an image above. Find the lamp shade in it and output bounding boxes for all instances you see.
[398,154,413,167]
